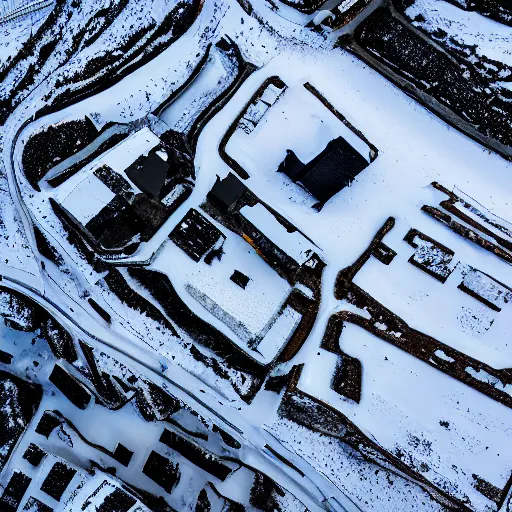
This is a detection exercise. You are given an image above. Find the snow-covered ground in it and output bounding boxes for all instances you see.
[226,82,372,209]
[154,226,292,349]
[1,0,512,510]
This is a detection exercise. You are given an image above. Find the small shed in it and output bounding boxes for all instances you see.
[207,173,247,213]
[112,443,133,467]
[23,444,46,467]
[169,209,224,262]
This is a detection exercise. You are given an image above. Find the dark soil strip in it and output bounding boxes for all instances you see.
[0,0,66,83]
[109,267,266,402]
[103,268,180,338]
[36,0,202,122]
[277,256,325,362]
[332,218,512,410]
[0,286,77,363]
[33,226,65,267]
[421,205,512,265]
[0,0,131,124]
[79,341,128,409]
[431,182,512,253]
[336,216,395,283]
[326,290,512,409]
[102,270,266,401]
[303,82,378,162]
[392,0,512,91]
[434,0,512,27]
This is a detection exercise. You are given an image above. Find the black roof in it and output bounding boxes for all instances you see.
[40,461,77,502]
[23,443,46,467]
[279,137,369,204]
[112,443,133,467]
[0,471,31,511]
[96,486,137,512]
[159,428,232,481]
[142,451,180,493]
[49,364,92,410]
[94,164,134,199]
[277,150,305,181]
[231,270,250,289]
[35,411,62,438]
[207,173,247,213]
[0,350,12,364]
[126,150,170,200]
[169,209,224,262]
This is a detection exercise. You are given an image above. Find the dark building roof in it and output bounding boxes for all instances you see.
[159,428,232,481]
[23,444,46,467]
[277,150,306,181]
[169,209,224,262]
[112,443,133,467]
[0,471,32,511]
[35,411,62,438]
[40,461,77,501]
[126,150,170,200]
[49,364,92,410]
[230,270,250,289]
[0,350,12,364]
[88,298,111,324]
[207,173,247,213]
[85,195,134,241]
[84,193,173,252]
[278,137,369,204]
[142,451,180,493]
[94,165,135,199]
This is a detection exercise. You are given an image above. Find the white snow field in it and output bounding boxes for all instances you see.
[0,0,511,510]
